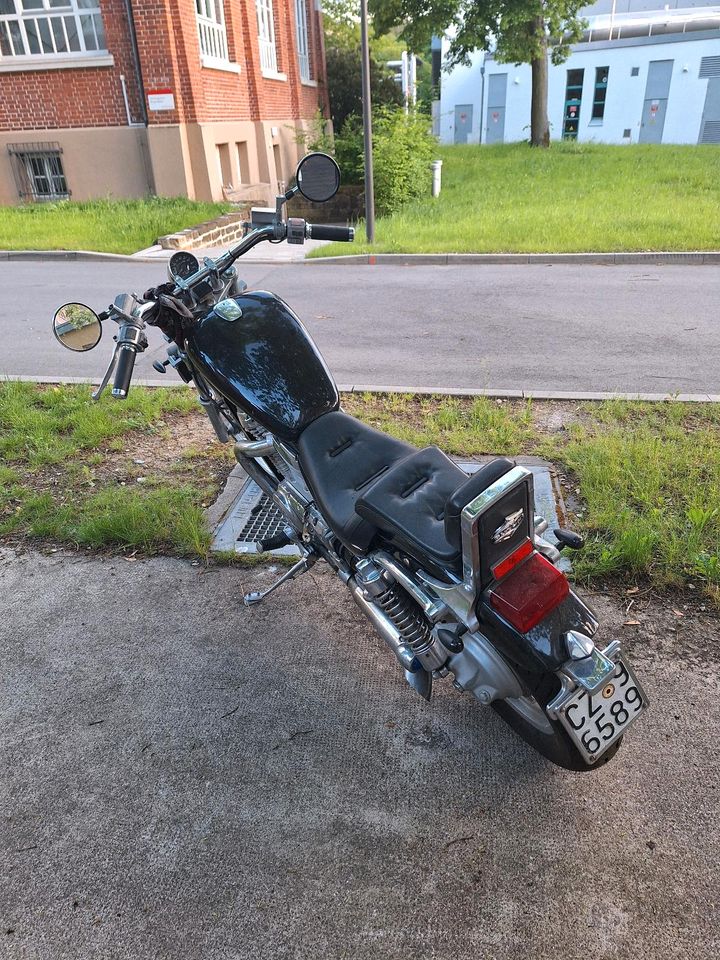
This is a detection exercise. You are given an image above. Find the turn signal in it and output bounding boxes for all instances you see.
[488,552,570,633]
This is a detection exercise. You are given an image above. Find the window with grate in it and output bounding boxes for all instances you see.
[195,0,230,64]
[256,0,277,74]
[0,0,106,61]
[591,66,609,121]
[8,142,69,201]
[294,0,309,81]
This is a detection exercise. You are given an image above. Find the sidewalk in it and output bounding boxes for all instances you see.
[133,237,332,263]
[1,546,718,959]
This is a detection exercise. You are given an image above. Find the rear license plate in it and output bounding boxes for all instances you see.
[558,659,647,763]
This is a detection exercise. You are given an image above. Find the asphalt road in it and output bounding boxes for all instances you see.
[2,548,719,959]
[1,260,718,395]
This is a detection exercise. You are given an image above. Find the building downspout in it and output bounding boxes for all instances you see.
[123,0,148,126]
[122,0,156,194]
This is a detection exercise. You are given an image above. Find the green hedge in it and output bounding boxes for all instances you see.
[335,107,437,217]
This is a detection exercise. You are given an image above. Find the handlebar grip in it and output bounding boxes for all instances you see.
[308,224,355,242]
[112,345,137,399]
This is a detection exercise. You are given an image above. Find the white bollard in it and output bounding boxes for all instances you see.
[431,159,443,198]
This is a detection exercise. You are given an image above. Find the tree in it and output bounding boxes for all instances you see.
[322,3,405,133]
[369,0,586,147]
[325,43,404,132]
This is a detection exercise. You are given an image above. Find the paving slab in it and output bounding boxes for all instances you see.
[1,547,718,959]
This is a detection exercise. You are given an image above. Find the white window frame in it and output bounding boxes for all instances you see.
[294,0,310,83]
[256,0,279,76]
[0,0,109,69]
[195,0,239,73]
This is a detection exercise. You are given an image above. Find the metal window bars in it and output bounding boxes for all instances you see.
[195,0,229,63]
[0,0,106,60]
[256,0,277,73]
[8,142,69,201]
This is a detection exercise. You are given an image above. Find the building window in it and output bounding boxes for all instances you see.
[256,0,277,74]
[195,0,229,64]
[0,0,106,60]
[591,66,609,122]
[631,66,639,77]
[8,142,69,201]
[294,0,309,82]
[562,68,584,139]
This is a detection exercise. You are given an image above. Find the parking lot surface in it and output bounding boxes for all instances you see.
[2,548,718,959]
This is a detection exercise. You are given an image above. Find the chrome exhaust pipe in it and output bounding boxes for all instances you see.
[348,578,418,672]
[234,437,274,458]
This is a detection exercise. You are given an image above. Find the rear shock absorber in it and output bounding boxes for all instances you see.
[355,558,433,655]
[374,584,432,650]
[354,559,458,673]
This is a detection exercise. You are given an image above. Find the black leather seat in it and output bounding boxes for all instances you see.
[356,445,467,567]
[297,410,515,571]
[297,411,415,552]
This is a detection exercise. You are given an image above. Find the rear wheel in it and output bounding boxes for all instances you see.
[491,674,622,772]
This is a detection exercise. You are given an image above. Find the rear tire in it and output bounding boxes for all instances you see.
[491,673,622,772]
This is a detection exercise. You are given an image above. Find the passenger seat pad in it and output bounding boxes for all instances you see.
[356,446,467,567]
[297,411,415,551]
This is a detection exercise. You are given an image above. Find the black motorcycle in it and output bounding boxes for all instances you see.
[53,152,647,771]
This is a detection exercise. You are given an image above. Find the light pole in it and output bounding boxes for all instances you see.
[360,0,375,243]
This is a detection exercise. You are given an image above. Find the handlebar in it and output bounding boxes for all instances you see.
[95,216,353,401]
[307,224,355,242]
[112,345,137,399]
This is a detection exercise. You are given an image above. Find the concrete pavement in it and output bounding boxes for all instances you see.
[1,547,718,959]
[2,260,718,395]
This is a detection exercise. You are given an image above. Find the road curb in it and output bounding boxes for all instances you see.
[0,249,160,263]
[308,251,720,266]
[2,249,719,266]
[4,374,719,403]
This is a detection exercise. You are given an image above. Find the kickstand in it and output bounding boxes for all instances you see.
[243,553,316,606]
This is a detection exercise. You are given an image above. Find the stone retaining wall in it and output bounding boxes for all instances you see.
[286,184,364,224]
[158,208,250,250]
[159,183,364,250]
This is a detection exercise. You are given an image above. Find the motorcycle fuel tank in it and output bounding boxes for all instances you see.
[184,291,339,441]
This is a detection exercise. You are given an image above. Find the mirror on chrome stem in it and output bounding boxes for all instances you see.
[295,152,341,203]
[53,303,102,352]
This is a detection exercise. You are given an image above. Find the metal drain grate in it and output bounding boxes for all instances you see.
[236,494,287,545]
[209,473,301,556]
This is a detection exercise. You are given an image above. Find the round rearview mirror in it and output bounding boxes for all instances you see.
[295,152,341,203]
[53,302,102,352]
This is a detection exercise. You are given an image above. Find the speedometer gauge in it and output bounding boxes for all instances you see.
[169,251,200,281]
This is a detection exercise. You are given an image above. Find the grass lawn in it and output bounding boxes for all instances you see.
[2,383,719,602]
[0,381,229,556]
[0,197,229,255]
[313,142,720,256]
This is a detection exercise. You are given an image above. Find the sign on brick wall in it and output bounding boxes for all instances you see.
[148,88,175,111]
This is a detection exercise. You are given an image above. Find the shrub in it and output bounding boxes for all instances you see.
[335,107,437,217]
[372,108,437,216]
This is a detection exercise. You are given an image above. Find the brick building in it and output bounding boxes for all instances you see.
[0,0,329,204]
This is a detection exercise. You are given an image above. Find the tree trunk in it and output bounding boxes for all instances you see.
[530,16,550,148]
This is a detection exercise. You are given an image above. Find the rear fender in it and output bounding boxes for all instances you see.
[477,589,599,676]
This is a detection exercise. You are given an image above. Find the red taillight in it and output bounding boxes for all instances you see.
[488,552,569,633]
[491,538,533,581]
